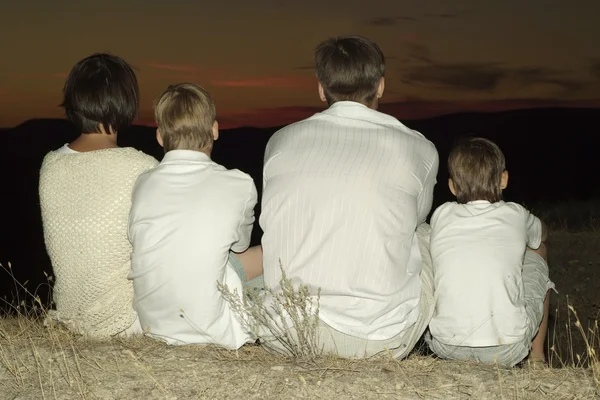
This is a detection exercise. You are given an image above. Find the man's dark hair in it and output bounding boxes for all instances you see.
[448,137,506,204]
[315,36,385,106]
[61,53,139,134]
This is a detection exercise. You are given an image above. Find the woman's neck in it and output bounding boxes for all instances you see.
[69,133,119,152]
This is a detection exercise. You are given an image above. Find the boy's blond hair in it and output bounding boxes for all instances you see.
[448,137,506,204]
[154,83,216,152]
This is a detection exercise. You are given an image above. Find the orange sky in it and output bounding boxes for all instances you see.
[1,0,599,128]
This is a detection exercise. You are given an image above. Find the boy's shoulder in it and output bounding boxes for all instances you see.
[432,201,457,215]
[430,201,457,226]
[204,163,257,196]
[208,161,254,182]
[436,200,536,223]
[432,200,526,220]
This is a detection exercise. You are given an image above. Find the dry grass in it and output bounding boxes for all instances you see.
[0,315,598,399]
[1,222,599,399]
[218,264,322,362]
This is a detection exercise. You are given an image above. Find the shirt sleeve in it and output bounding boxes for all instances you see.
[417,147,439,224]
[231,179,258,253]
[429,202,446,230]
[524,208,543,250]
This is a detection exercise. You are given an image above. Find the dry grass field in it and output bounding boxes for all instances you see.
[1,201,599,399]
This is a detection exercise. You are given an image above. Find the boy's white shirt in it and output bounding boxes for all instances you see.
[128,150,257,349]
[429,200,542,347]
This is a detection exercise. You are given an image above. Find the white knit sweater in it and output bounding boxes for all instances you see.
[39,146,158,338]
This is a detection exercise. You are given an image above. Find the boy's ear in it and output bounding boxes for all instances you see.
[500,170,509,190]
[156,129,164,147]
[318,82,327,103]
[212,120,219,141]
[448,179,457,196]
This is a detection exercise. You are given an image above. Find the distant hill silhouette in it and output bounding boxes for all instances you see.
[1,107,599,308]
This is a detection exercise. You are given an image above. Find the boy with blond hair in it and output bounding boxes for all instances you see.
[426,137,555,367]
[128,83,262,348]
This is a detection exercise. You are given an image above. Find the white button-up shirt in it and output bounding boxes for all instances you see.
[129,150,257,348]
[260,101,439,340]
[429,200,543,346]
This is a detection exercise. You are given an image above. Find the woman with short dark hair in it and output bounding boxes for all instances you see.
[39,53,158,338]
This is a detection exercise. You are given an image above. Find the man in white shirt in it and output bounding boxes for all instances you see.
[260,36,439,358]
[426,137,554,367]
[128,83,263,349]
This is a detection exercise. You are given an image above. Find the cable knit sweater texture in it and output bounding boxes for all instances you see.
[39,147,158,338]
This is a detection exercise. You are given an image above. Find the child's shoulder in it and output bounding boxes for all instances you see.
[431,201,458,223]
[209,162,255,187]
[498,201,532,214]
[433,201,458,214]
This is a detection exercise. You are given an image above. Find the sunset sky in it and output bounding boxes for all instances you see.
[1,0,599,128]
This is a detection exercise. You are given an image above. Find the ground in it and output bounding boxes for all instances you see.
[0,228,598,399]
[545,230,600,368]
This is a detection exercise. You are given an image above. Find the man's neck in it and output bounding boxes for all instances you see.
[329,99,379,110]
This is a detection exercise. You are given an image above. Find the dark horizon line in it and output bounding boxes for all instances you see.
[2,104,600,131]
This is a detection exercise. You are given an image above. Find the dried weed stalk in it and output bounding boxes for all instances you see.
[218,261,322,362]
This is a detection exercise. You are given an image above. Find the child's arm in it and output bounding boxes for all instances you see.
[231,179,258,253]
[524,209,546,251]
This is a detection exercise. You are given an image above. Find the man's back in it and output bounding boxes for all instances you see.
[260,101,438,340]
[129,150,256,348]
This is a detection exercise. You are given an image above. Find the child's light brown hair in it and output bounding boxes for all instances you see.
[154,83,216,152]
[448,137,506,204]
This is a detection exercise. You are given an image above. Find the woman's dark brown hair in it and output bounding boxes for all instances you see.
[61,53,139,134]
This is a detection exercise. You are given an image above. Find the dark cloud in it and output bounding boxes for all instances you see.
[403,62,505,91]
[426,13,458,18]
[368,17,396,26]
[406,44,432,63]
[366,16,416,26]
[402,45,586,94]
[590,59,600,80]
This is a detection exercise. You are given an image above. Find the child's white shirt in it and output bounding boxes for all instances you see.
[429,200,542,347]
[128,150,257,349]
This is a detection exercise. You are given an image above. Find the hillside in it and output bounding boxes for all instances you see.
[0,107,598,312]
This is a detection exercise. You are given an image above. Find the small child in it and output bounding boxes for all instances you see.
[426,137,555,367]
[128,83,263,349]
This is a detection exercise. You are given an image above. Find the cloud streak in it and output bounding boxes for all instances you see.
[402,44,587,95]
[425,13,458,18]
[145,63,199,72]
[8,72,67,79]
[590,59,600,80]
[212,75,315,89]
[366,12,463,26]
[366,16,416,26]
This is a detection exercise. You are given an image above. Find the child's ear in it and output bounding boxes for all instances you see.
[500,170,509,190]
[448,179,457,196]
[212,120,219,141]
[156,129,164,147]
